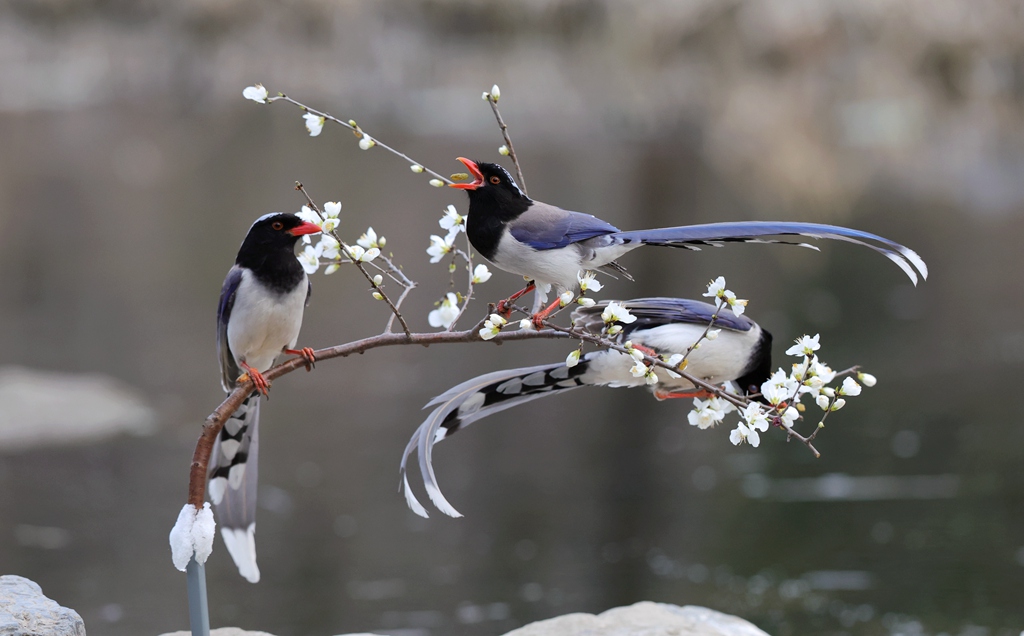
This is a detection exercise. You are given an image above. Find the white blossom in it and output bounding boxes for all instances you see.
[242,84,268,104]
[663,353,685,379]
[577,271,603,293]
[559,290,575,307]
[629,362,648,378]
[724,292,748,316]
[786,334,821,357]
[730,422,760,447]
[358,135,376,150]
[472,264,492,284]
[429,179,445,188]
[318,235,341,260]
[839,377,862,396]
[427,234,454,263]
[687,397,727,430]
[358,227,384,250]
[324,263,339,275]
[601,301,637,325]
[439,205,466,242]
[780,406,800,428]
[761,369,798,406]
[324,201,341,218]
[832,398,847,411]
[304,113,325,137]
[345,244,380,263]
[816,394,831,410]
[741,402,770,432]
[411,164,425,173]
[428,293,460,328]
[479,314,506,340]
[566,349,581,368]
[704,276,727,299]
[297,243,323,275]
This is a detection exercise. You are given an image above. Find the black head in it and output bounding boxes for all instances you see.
[235,213,321,280]
[449,158,531,220]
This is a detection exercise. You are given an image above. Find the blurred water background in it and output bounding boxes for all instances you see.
[0,1,1023,635]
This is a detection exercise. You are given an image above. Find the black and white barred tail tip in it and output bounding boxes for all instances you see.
[208,392,261,583]
[615,221,928,286]
[400,361,591,518]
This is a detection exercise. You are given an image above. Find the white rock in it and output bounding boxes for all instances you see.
[0,575,86,635]
[0,366,156,451]
[503,601,770,636]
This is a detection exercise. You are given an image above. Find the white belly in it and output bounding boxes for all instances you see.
[227,270,308,373]
[492,234,635,292]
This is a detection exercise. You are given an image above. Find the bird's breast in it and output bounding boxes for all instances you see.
[226,271,309,372]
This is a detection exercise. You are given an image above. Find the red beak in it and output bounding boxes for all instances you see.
[448,157,484,190]
[288,221,322,237]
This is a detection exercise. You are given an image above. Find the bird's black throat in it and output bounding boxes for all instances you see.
[236,247,307,294]
[464,175,531,260]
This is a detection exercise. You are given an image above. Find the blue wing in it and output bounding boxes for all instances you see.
[508,203,619,250]
[613,221,928,285]
[218,266,244,392]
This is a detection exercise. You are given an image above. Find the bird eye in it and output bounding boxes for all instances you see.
[489,175,501,185]
[272,221,284,230]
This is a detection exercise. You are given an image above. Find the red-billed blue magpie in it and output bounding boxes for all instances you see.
[211,212,321,583]
[449,158,928,320]
[400,297,772,518]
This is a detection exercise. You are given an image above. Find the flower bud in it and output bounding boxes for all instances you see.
[324,263,339,275]
[491,84,501,100]
[821,387,836,398]
[519,319,535,331]
[816,394,830,410]
[372,292,384,301]
[706,329,720,340]
[499,145,510,156]
[372,274,383,286]
[410,164,424,173]
[566,349,581,368]
[606,325,622,336]
[858,372,877,387]
[429,179,444,188]
[831,398,846,411]
[577,297,596,307]
[559,290,574,307]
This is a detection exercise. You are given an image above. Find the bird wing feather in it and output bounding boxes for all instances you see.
[217,266,244,392]
[571,297,755,335]
[508,203,619,250]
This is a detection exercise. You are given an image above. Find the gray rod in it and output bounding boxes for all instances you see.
[186,555,211,636]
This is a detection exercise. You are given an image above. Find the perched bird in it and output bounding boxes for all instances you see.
[449,158,928,320]
[400,297,772,518]
[211,212,321,583]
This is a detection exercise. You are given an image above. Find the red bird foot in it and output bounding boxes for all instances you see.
[496,282,537,318]
[238,362,270,396]
[285,347,317,371]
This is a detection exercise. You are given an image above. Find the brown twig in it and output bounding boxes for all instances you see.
[485,94,527,195]
[188,326,570,508]
[269,95,452,186]
[294,182,413,337]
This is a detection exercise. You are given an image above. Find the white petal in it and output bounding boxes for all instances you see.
[242,84,268,104]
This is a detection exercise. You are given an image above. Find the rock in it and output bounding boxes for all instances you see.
[0,575,86,636]
[159,626,380,630]
[0,366,156,451]
[503,601,770,636]
[158,603,768,636]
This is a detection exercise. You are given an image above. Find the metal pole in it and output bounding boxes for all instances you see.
[186,555,211,636]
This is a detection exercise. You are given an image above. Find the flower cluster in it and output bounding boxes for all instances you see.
[703,276,748,316]
[478,314,507,340]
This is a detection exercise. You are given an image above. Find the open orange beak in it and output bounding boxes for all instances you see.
[288,221,322,237]
[448,157,484,190]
